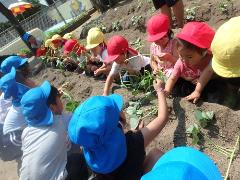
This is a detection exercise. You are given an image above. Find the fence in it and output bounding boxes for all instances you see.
[0,0,93,49]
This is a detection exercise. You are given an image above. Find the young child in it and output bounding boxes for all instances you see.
[22,32,42,49]
[63,39,86,72]
[210,16,240,108]
[147,13,178,78]
[20,81,89,180]
[103,35,151,96]
[141,147,221,180]
[164,22,216,103]
[68,79,168,179]
[86,27,111,77]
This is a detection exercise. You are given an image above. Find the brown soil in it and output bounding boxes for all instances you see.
[1,0,240,179]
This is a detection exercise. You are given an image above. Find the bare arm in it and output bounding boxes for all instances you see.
[103,74,115,96]
[141,80,168,147]
[164,74,178,95]
[186,64,214,103]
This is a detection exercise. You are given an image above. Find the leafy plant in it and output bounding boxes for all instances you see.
[185,6,198,21]
[156,70,167,83]
[186,123,200,145]
[62,91,80,112]
[130,38,143,51]
[126,101,143,129]
[194,109,214,128]
[219,0,231,13]
[131,15,143,26]
[112,20,122,31]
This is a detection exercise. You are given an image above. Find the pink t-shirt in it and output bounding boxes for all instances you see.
[150,39,176,77]
[172,56,211,81]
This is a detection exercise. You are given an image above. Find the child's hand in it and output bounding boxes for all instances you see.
[185,90,201,104]
[159,53,173,62]
[94,69,101,76]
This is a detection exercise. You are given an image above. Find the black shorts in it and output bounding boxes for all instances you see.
[66,153,89,180]
[152,0,179,9]
[96,130,146,180]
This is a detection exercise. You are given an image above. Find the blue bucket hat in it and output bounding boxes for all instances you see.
[141,147,222,180]
[22,32,31,42]
[0,67,29,106]
[1,56,28,74]
[68,94,127,174]
[20,80,53,127]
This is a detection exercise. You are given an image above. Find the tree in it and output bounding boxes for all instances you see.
[0,2,35,54]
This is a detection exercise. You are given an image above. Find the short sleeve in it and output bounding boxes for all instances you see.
[109,62,121,76]
[172,59,183,78]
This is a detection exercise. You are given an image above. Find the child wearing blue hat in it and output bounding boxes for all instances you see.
[22,32,42,50]
[20,81,89,180]
[68,79,168,179]
[141,147,222,180]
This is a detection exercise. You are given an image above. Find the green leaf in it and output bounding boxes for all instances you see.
[194,109,203,121]
[129,116,140,130]
[206,111,214,119]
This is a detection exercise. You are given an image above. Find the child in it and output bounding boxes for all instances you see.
[20,81,89,180]
[68,79,168,179]
[141,147,221,180]
[63,39,86,72]
[22,32,42,49]
[103,35,151,96]
[164,22,216,103]
[147,13,178,78]
[86,27,111,77]
[210,16,240,108]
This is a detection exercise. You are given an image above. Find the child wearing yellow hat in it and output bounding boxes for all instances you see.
[210,16,240,108]
[86,27,111,77]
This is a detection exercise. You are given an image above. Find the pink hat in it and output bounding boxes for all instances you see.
[176,22,215,49]
[105,35,138,63]
[147,13,170,42]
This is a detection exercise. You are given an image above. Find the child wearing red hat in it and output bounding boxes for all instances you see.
[164,22,217,103]
[103,35,151,96]
[147,13,178,78]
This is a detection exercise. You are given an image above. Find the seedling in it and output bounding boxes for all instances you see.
[219,0,231,13]
[126,101,143,129]
[194,109,214,128]
[155,70,167,83]
[112,20,122,31]
[185,6,198,21]
[186,123,200,145]
[130,38,143,51]
[131,15,143,26]
[61,91,80,112]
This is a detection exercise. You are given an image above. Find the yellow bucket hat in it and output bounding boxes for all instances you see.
[86,27,106,50]
[211,16,240,78]
[63,33,75,40]
[44,39,54,48]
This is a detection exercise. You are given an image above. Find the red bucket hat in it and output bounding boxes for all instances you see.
[176,22,215,49]
[64,39,86,56]
[105,35,138,63]
[147,13,170,42]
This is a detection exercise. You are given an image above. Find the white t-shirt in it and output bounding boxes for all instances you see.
[3,105,27,135]
[0,93,12,124]
[109,55,150,76]
[20,113,72,180]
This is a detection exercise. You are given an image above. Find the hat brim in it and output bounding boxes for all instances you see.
[142,147,221,180]
[104,54,120,63]
[147,31,168,42]
[20,58,28,66]
[176,33,207,49]
[86,43,99,50]
[108,94,124,112]
[212,56,240,78]
[0,67,16,99]
[40,80,51,98]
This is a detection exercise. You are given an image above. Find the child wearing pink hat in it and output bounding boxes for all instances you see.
[147,14,178,78]
[164,22,217,103]
[103,35,151,96]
